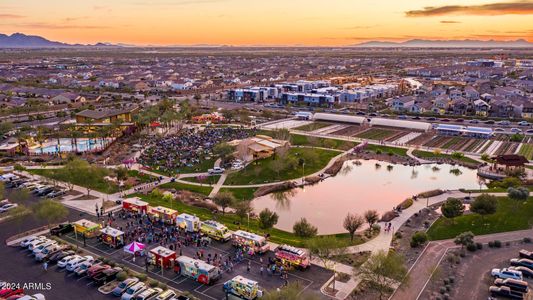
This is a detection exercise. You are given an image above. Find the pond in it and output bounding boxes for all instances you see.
[252,159,485,234]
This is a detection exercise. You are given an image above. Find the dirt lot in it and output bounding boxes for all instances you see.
[421,241,533,300]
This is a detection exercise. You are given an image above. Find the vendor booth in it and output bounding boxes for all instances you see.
[122,197,149,214]
[100,226,124,248]
[73,219,101,238]
[275,244,310,270]
[175,256,221,285]
[123,242,146,256]
[231,230,270,254]
[223,276,262,300]
[176,213,200,233]
[148,206,178,224]
[149,246,177,269]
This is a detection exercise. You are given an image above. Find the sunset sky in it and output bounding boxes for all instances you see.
[1,0,532,46]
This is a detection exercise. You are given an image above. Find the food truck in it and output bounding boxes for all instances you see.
[223,276,263,300]
[175,256,221,285]
[149,246,177,269]
[73,219,102,238]
[231,230,269,254]
[176,213,200,233]
[200,220,232,242]
[274,244,310,270]
[99,226,124,248]
[148,206,178,224]
[122,197,149,214]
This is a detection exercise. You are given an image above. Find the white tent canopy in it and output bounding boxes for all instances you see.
[313,113,367,125]
[369,118,431,131]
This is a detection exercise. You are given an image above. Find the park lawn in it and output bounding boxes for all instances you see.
[427,197,533,240]
[412,150,479,164]
[293,122,332,132]
[225,147,339,185]
[218,187,258,201]
[462,185,533,193]
[131,192,357,247]
[177,158,217,174]
[180,175,220,185]
[258,130,358,150]
[29,168,119,194]
[127,170,156,184]
[159,182,213,196]
[518,144,533,160]
[365,144,408,157]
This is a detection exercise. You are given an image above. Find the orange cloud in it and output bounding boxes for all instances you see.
[406,1,533,17]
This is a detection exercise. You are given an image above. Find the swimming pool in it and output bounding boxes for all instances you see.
[30,138,114,154]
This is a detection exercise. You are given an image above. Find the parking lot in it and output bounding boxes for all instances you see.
[57,217,333,300]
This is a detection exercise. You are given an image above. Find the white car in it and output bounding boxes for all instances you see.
[510,128,523,133]
[35,244,62,261]
[18,294,46,300]
[208,167,225,174]
[0,203,18,213]
[73,260,98,276]
[33,241,58,256]
[66,255,94,272]
[28,238,51,251]
[20,236,46,248]
[121,282,146,300]
[518,121,530,127]
[57,255,81,268]
[491,268,523,280]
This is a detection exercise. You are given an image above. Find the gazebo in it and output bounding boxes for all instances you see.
[491,154,528,173]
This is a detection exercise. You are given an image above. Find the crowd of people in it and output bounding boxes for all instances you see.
[138,127,254,173]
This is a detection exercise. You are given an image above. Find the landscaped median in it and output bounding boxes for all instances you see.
[427,196,533,240]
[128,192,369,248]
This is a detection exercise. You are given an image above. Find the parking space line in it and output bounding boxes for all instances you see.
[76,275,87,281]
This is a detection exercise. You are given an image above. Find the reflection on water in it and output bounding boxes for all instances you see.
[252,159,484,234]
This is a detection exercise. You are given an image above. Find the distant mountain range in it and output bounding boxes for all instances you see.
[352,39,533,48]
[0,33,121,48]
[1,32,532,48]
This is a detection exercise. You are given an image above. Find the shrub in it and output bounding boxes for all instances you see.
[293,218,318,238]
[148,279,159,287]
[116,271,128,282]
[136,274,147,281]
[159,283,167,290]
[399,198,414,209]
[459,250,466,257]
[445,284,451,292]
[440,287,446,294]
[394,232,402,239]
[494,240,502,248]
[443,278,449,285]
[449,276,455,284]
[375,149,382,155]
[523,237,532,243]
[371,223,381,232]
[488,241,494,248]
[466,243,477,252]
[410,231,428,248]
[476,242,483,250]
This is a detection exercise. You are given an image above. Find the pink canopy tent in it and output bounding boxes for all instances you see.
[123,241,145,254]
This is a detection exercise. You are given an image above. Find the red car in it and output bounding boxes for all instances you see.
[87,264,111,277]
[0,288,24,298]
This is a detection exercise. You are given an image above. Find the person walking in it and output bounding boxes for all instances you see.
[247,261,251,272]
[43,261,48,272]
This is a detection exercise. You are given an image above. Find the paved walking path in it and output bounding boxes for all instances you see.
[208,173,227,198]
[391,228,533,300]
[406,147,431,164]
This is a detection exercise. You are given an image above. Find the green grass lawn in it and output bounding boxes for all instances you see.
[258,130,358,150]
[412,150,479,164]
[225,147,338,185]
[131,192,359,247]
[356,128,395,140]
[29,168,119,194]
[127,170,156,184]
[365,144,408,157]
[427,197,533,240]
[146,158,217,176]
[218,187,258,201]
[518,144,533,160]
[292,122,332,132]
[180,175,220,185]
[158,182,213,196]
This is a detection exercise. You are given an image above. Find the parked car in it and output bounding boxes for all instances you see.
[87,264,111,277]
[74,259,101,276]
[494,278,529,293]
[492,268,523,280]
[28,239,49,251]
[112,278,140,296]
[518,121,530,127]
[469,119,480,124]
[48,250,75,264]
[155,290,176,300]
[510,258,533,269]
[497,120,511,126]
[120,282,146,300]
[510,128,523,133]
[0,203,18,213]
[66,256,94,272]
[20,236,46,248]
[93,267,122,285]
[485,120,495,125]
[32,241,57,256]
[518,249,533,260]
[50,224,73,236]
[57,255,81,268]
[34,244,62,261]
[46,190,65,198]
[208,167,225,174]
[133,287,163,300]
[509,266,533,278]
[494,128,505,132]
[0,288,24,298]
[18,294,45,300]
[489,285,524,299]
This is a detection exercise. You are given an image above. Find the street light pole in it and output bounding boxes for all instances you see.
[302,162,305,184]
